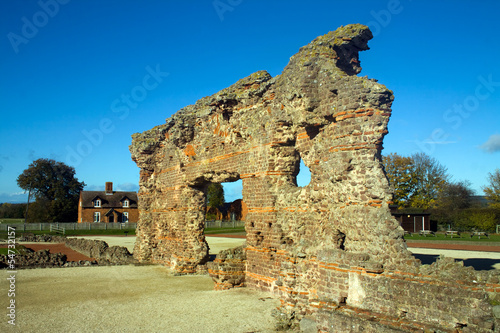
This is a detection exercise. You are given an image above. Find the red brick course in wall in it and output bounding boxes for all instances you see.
[130,24,500,332]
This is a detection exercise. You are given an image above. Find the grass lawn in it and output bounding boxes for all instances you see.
[0,218,25,224]
[0,246,22,255]
[204,226,245,234]
[404,232,500,243]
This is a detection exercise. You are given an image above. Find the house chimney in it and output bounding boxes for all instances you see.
[105,182,113,195]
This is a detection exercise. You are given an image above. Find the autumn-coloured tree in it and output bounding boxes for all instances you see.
[382,153,417,208]
[382,152,448,209]
[483,168,500,209]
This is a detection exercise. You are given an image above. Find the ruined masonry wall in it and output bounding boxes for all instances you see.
[130,24,499,332]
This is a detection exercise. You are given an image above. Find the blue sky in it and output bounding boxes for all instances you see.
[1,0,499,204]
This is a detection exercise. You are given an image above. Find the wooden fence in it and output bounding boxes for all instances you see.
[0,222,137,232]
[205,220,245,228]
[0,220,244,232]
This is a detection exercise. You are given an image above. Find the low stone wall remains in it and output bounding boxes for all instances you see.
[208,245,246,290]
[0,233,136,268]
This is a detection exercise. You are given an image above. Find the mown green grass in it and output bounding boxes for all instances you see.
[204,226,245,234]
[0,247,20,255]
[404,232,500,242]
[0,218,25,224]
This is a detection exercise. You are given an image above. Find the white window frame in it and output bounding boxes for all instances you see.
[94,199,101,208]
[93,212,100,223]
[123,212,129,223]
[123,200,129,208]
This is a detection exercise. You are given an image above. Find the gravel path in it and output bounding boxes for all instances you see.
[1,265,280,333]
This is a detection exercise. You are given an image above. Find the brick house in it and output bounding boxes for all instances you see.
[78,182,139,223]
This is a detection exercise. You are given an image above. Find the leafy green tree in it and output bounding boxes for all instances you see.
[17,158,85,222]
[382,153,417,208]
[483,169,500,209]
[206,183,225,209]
[0,203,27,219]
[469,211,496,232]
[430,180,474,229]
[452,208,498,232]
[436,180,475,211]
[410,152,449,209]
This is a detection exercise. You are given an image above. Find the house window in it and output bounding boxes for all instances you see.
[123,212,129,223]
[93,212,100,223]
[123,200,129,208]
[94,199,101,208]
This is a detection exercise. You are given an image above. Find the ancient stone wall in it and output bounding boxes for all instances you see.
[130,24,499,331]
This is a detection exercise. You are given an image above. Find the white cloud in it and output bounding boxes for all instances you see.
[116,183,139,192]
[480,134,500,153]
[84,184,104,191]
[0,192,29,203]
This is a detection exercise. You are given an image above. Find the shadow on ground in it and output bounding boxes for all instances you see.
[413,254,500,271]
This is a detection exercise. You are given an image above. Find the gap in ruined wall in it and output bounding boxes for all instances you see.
[220,179,245,221]
[336,230,346,250]
[222,179,243,202]
[296,159,311,187]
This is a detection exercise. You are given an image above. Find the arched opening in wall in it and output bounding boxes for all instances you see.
[296,158,311,187]
[203,179,244,226]
[204,179,245,261]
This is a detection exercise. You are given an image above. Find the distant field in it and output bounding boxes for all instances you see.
[0,218,24,224]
